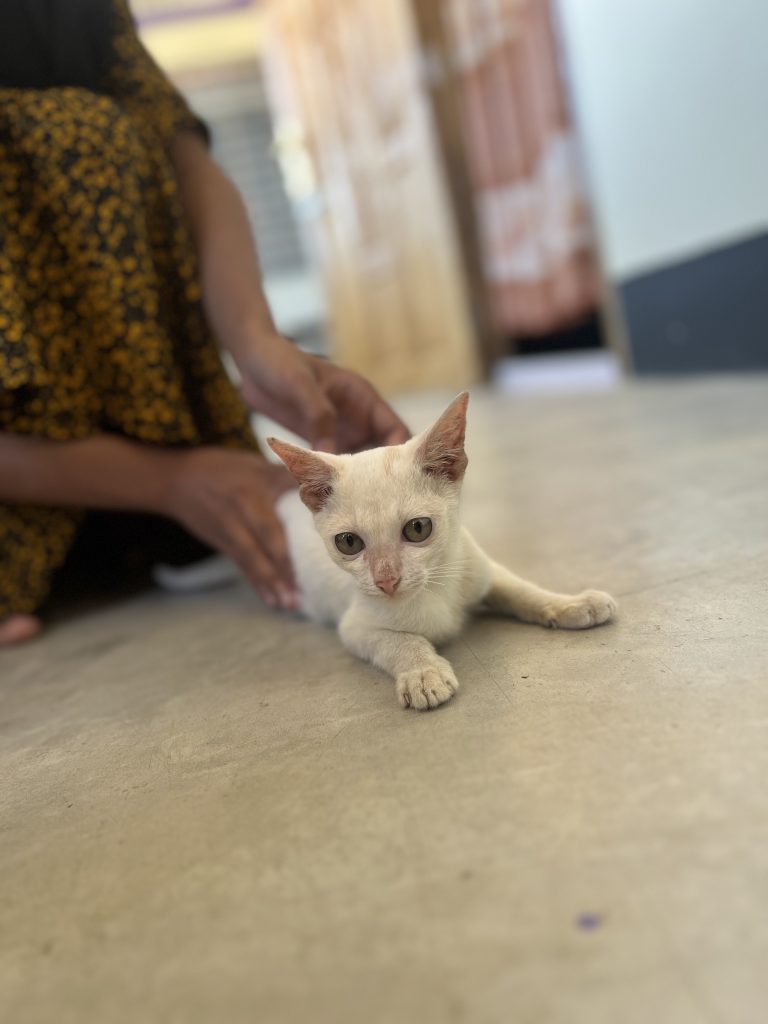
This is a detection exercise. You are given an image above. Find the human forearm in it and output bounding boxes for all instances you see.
[0,433,178,513]
[0,433,299,608]
[171,131,277,363]
[169,132,409,454]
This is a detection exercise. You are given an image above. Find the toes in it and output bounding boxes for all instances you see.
[397,672,428,710]
[550,590,617,629]
[441,666,459,695]
[563,603,594,628]
[410,680,430,711]
[580,589,617,625]
[0,614,41,646]
[397,676,413,708]
[424,669,454,708]
[396,664,459,711]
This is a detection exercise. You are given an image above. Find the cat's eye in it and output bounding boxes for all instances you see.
[402,517,433,543]
[335,532,365,556]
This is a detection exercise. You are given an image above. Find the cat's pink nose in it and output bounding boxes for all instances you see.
[376,576,401,596]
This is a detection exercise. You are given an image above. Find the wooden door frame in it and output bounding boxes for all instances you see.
[409,0,501,379]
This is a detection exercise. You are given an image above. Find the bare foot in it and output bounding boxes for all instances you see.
[0,615,42,646]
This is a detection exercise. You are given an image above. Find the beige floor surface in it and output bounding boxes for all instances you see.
[2,377,767,1024]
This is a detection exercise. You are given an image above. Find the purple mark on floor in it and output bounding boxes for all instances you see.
[576,913,603,930]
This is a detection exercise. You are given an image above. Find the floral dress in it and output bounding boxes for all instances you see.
[0,1,257,618]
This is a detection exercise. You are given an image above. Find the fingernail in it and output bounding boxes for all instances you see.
[315,437,336,453]
[278,585,297,609]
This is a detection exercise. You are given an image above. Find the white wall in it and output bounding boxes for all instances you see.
[556,0,768,279]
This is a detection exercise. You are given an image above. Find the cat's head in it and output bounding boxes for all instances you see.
[268,393,469,601]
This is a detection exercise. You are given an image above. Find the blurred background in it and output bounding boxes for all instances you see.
[135,0,768,397]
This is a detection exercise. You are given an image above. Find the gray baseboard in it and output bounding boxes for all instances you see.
[619,231,768,373]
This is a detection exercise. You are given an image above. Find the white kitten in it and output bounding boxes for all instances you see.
[269,392,616,711]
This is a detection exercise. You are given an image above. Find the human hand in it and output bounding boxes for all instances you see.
[164,447,297,609]
[235,333,410,453]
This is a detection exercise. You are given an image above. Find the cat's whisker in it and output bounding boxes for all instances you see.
[424,568,465,590]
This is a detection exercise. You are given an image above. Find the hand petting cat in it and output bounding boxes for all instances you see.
[211,333,410,608]
[165,449,298,611]
[167,333,411,606]
[237,333,410,454]
[162,341,410,612]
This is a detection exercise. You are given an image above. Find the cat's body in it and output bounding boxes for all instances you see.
[270,393,616,710]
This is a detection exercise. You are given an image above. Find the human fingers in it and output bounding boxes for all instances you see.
[240,343,339,450]
[370,393,410,446]
[329,371,410,449]
[291,367,339,452]
[225,520,290,609]
[245,370,338,452]
[247,507,297,609]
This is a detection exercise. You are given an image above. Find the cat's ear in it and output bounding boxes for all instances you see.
[267,438,337,512]
[416,391,469,482]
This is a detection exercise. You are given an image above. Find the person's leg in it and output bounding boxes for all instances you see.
[1,88,154,641]
[0,504,82,644]
[0,86,257,642]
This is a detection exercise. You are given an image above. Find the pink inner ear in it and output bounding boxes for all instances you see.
[298,480,333,513]
[267,438,335,511]
[417,393,468,481]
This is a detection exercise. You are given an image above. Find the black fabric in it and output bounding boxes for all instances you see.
[47,511,213,612]
[0,0,115,92]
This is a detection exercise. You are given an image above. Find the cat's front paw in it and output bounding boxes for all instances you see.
[546,589,617,629]
[396,656,458,711]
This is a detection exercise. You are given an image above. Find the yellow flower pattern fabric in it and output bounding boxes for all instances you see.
[0,1,257,618]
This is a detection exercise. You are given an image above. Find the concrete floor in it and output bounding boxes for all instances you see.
[2,377,767,1024]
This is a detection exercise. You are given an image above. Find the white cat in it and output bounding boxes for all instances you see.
[269,392,616,711]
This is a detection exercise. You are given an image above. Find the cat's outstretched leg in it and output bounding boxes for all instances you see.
[484,562,617,629]
[339,612,458,710]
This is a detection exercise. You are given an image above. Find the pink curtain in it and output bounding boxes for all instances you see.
[444,0,598,337]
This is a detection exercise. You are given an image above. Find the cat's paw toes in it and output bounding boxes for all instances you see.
[547,590,617,629]
[396,658,458,711]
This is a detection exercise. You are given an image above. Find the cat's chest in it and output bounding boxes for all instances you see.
[361,586,467,645]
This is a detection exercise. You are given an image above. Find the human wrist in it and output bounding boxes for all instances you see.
[70,438,185,518]
[151,446,199,521]
[219,315,280,368]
